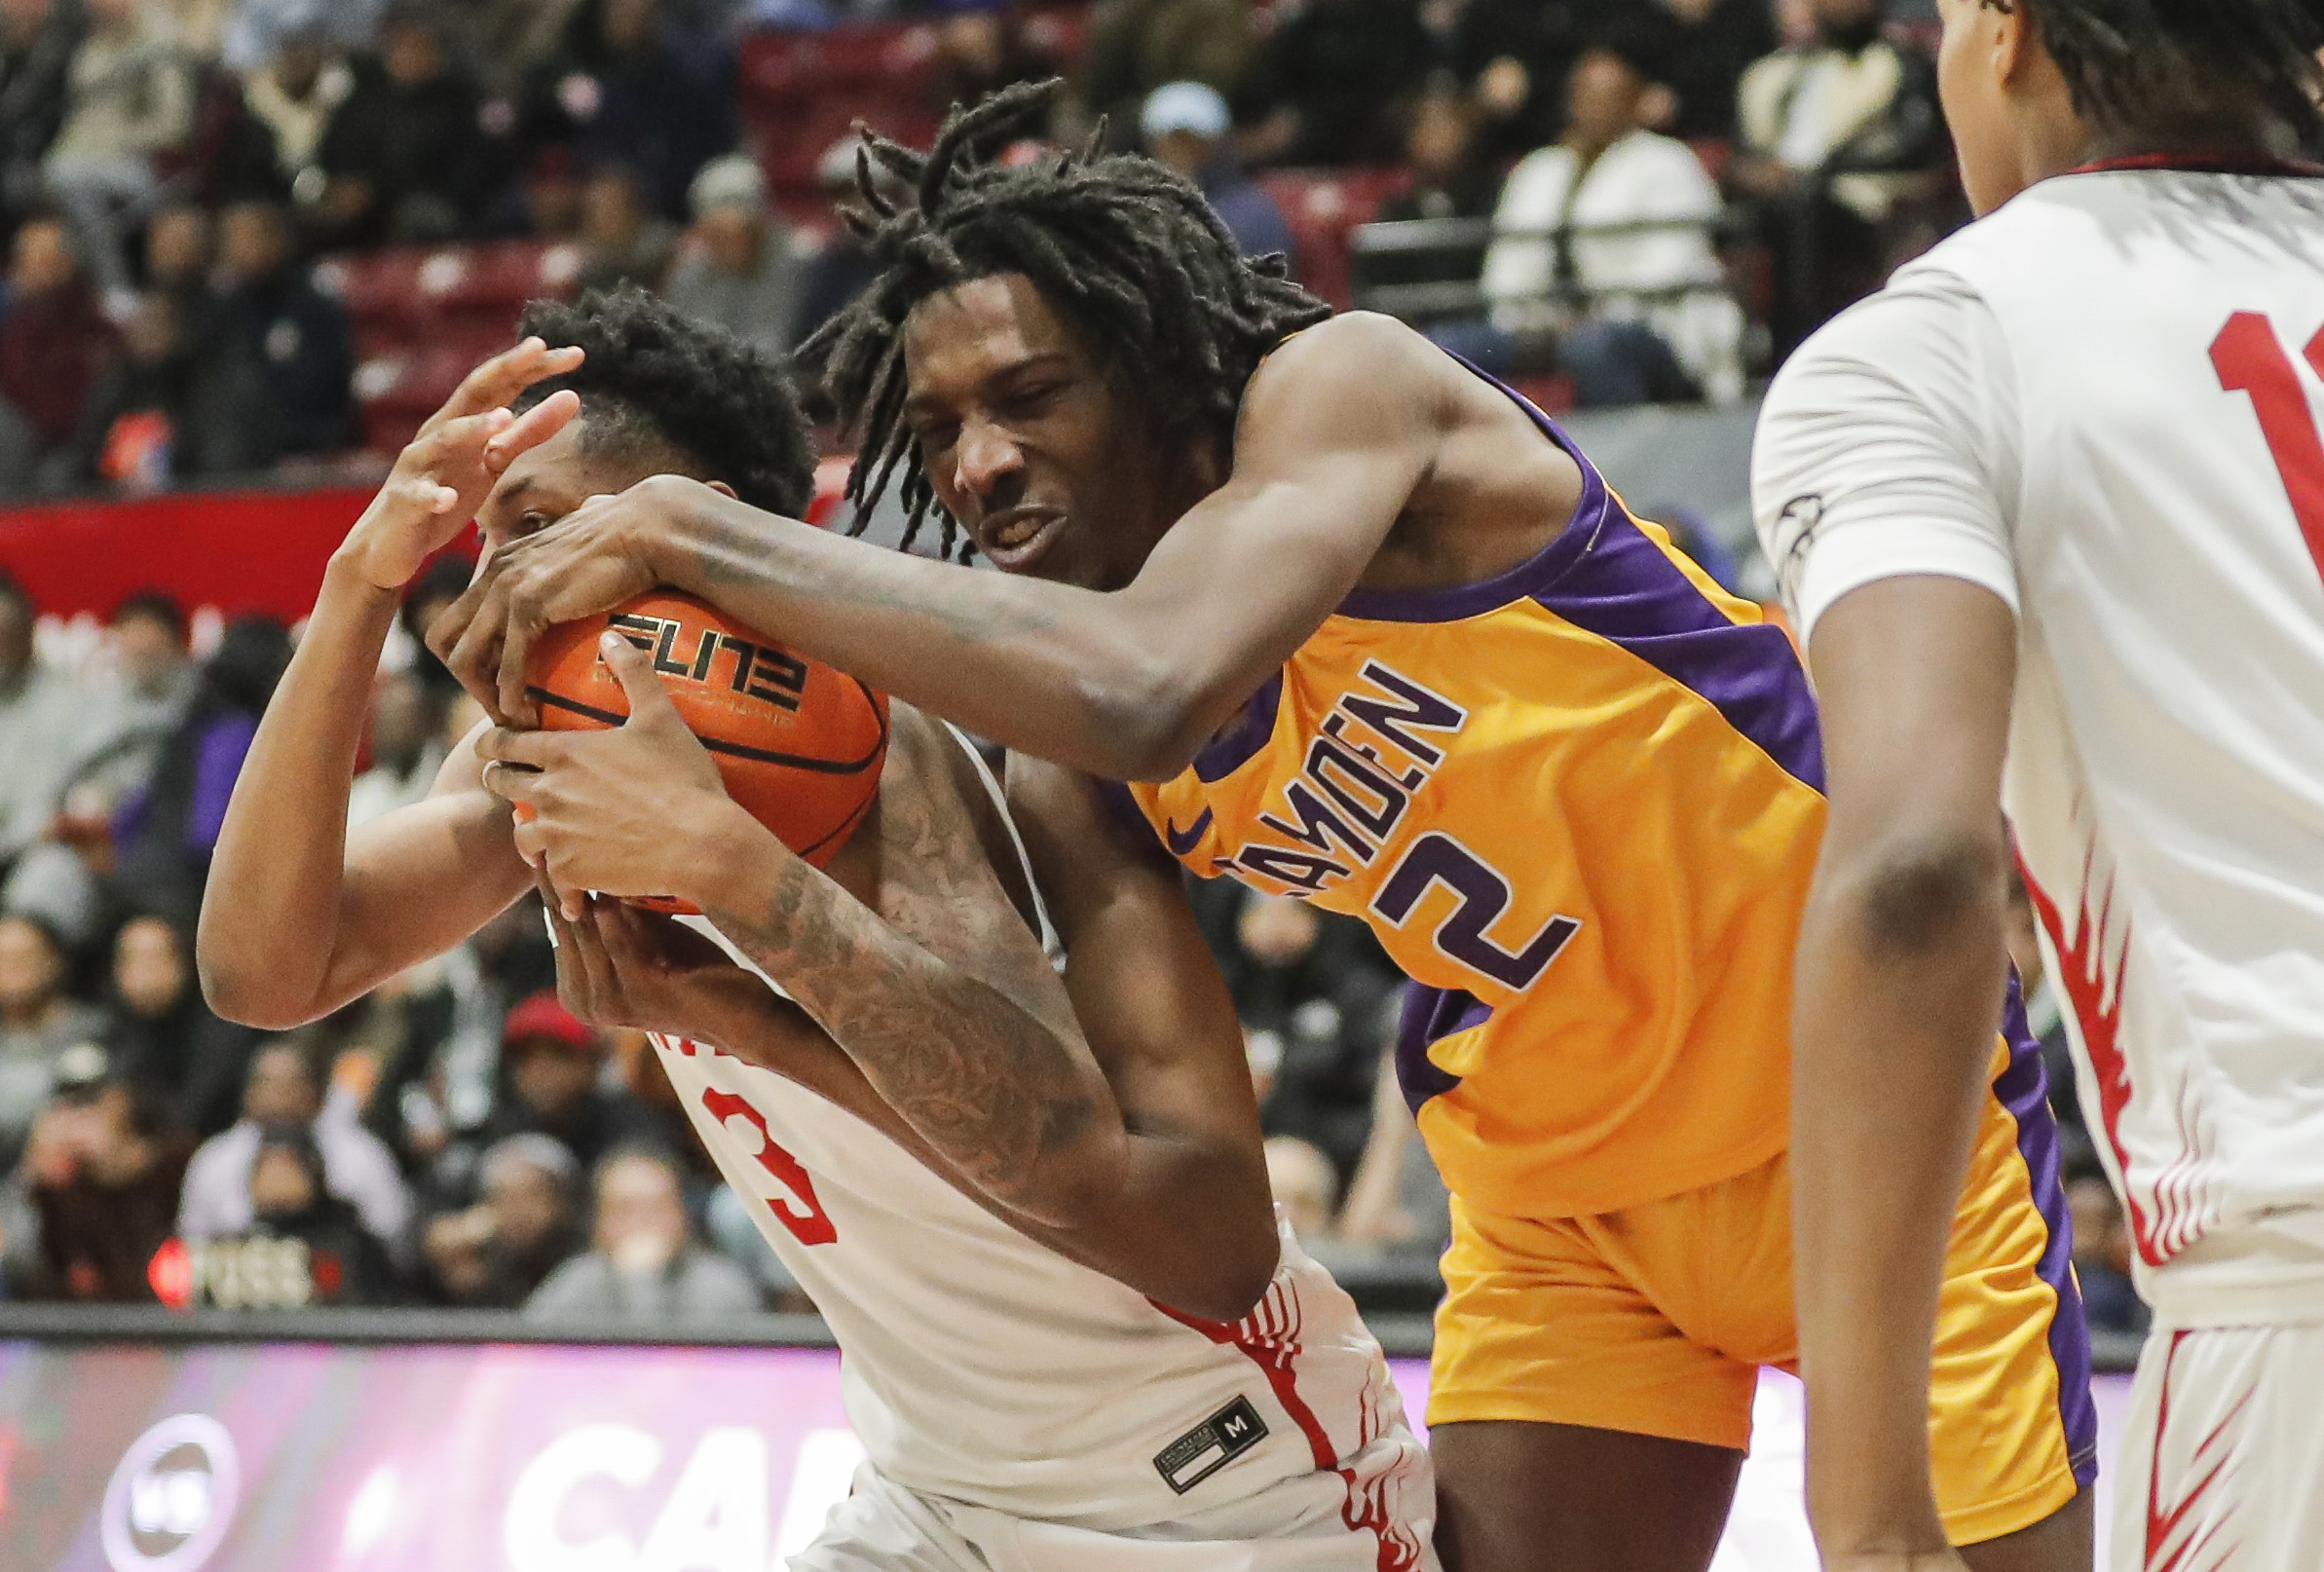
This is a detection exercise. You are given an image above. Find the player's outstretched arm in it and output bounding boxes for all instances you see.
[431,316,1447,781]
[1791,576,2019,1572]
[198,341,581,1029]
[479,639,1278,1318]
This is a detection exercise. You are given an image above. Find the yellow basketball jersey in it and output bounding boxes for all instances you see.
[1121,391,1826,1218]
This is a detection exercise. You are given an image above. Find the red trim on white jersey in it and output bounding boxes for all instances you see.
[2145,1330,2256,1572]
[1153,1285,1425,1572]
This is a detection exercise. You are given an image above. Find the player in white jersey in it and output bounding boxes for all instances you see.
[1748,3,2324,1570]
[198,292,1436,1570]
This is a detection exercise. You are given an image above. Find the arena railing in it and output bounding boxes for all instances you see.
[1348,212,1743,325]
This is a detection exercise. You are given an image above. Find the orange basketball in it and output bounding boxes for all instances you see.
[522,590,888,912]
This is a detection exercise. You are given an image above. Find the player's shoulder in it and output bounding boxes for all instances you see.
[1245,312,1452,411]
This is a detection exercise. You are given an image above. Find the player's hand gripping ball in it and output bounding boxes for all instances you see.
[519,590,887,912]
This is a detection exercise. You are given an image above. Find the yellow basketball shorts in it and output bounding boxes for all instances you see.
[1427,1046,2099,1547]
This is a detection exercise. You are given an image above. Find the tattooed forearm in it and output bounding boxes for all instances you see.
[697,748,1112,1217]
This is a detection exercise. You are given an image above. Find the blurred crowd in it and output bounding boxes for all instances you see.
[0,564,1460,1317]
[0,0,1971,501]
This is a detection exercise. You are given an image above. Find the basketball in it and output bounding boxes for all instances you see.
[521,589,888,912]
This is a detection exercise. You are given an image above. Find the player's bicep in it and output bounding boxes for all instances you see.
[326,728,533,1003]
[1007,758,1261,1149]
[1107,319,1445,742]
[1808,575,2017,873]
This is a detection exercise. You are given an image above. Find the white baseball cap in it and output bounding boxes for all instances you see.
[1141,81,1231,143]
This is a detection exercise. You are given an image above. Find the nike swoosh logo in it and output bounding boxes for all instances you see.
[1164,809,1214,857]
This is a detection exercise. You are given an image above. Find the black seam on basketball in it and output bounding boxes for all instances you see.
[797,779,878,861]
[525,681,889,774]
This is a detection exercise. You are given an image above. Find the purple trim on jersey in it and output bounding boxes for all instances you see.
[1994,970,2102,1487]
[1192,671,1286,783]
[1093,777,1166,853]
[1531,515,1827,794]
[1392,983,1483,1115]
[1334,362,1611,624]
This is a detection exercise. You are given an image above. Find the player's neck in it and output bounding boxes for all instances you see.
[2042,91,2287,184]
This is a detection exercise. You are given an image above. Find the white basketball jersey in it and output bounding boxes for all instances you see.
[1756,165,2324,1310]
[646,737,1427,1549]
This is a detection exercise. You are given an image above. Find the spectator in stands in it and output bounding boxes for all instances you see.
[1140,81,1292,263]
[0,0,82,220]
[220,0,387,73]
[1239,0,1432,168]
[788,134,883,352]
[104,914,258,1137]
[70,288,199,488]
[659,152,801,360]
[931,9,1054,127]
[1263,1132,1338,1244]
[85,593,199,790]
[181,1121,404,1305]
[0,576,95,877]
[111,614,291,926]
[15,1044,193,1302]
[0,913,108,1166]
[575,161,675,294]
[525,0,737,222]
[5,593,198,945]
[477,991,654,1175]
[233,24,356,209]
[178,1035,412,1255]
[1632,0,1776,140]
[526,1144,757,1320]
[192,199,354,468]
[1335,1053,1451,1256]
[2069,1169,2148,1336]
[1441,0,1583,165]
[1356,85,1498,312]
[348,670,449,829]
[1731,0,1944,354]
[0,213,117,495]
[143,202,212,301]
[459,0,581,101]
[307,1,490,249]
[41,0,196,313]
[421,1130,582,1306]
[1196,883,1398,1185]
[1073,0,1256,150]
[1442,32,1745,406]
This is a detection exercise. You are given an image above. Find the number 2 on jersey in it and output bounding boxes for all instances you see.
[2211,312,2324,585]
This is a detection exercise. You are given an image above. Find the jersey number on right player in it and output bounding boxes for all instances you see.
[2211,311,2324,584]
[700,1086,841,1246]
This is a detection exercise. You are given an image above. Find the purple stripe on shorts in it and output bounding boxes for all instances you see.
[1392,983,1486,1115]
[1994,971,2101,1487]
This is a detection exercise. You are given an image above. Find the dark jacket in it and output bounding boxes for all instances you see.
[191,265,355,468]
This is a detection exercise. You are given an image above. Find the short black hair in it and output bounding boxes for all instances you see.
[515,287,817,517]
[805,79,1333,561]
[0,572,31,619]
[111,589,186,639]
[2017,0,2324,139]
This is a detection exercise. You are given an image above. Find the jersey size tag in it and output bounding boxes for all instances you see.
[1152,1396,1268,1494]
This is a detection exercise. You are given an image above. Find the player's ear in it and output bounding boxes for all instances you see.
[1988,0,2034,86]
[704,480,739,501]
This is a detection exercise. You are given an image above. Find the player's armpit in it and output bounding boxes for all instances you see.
[1791,575,2018,1561]
[1005,754,1281,1319]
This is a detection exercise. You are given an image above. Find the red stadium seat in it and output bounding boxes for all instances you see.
[1258,167,1411,310]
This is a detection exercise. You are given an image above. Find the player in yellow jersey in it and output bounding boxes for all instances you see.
[435,84,2092,1572]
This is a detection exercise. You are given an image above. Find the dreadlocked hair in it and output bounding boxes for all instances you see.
[801,79,1333,561]
[513,287,817,516]
[2016,0,2324,142]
